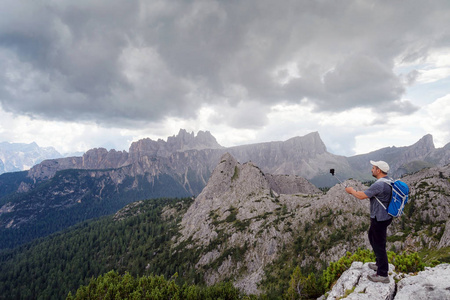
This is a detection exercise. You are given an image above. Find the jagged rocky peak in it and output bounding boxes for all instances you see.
[414,133,435,150]
[179,152,275,240]
[128,138,166,160]
[81,148,129,169]
[167,129,223,151]
[199,152,243,199]
[285,131,327,155]
[128,129,223,160]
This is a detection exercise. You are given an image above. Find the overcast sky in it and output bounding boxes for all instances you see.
[1,0,449,156]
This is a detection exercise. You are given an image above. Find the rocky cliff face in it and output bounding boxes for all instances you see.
[128,129,222,161]
[27,148,130,180]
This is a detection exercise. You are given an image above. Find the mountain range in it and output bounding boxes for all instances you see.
[0,129,449,250]
[14,129,450,185]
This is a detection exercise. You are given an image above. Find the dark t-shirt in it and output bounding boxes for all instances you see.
[364,177,392,221]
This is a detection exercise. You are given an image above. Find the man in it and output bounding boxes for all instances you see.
[345,160,392,283]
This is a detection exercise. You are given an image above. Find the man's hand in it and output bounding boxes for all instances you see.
[345,186,368,200]
[345,187,354,194]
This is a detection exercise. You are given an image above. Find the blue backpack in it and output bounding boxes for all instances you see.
[375,178,410,217]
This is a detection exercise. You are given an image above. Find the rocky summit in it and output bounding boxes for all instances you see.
[177,152,322,293]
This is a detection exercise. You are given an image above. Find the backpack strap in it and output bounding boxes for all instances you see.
[375,196,387,210]
[374,177,393,210]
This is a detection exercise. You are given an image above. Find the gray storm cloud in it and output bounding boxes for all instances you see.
[0,0,448,128]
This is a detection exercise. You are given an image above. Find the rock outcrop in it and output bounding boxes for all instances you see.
[322,262,396,300]
[177,153,362,294]
[323,262,450,300]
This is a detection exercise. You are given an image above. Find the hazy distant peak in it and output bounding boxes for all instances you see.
[0,141,61,174]
[413,134,435,150]
[285,131,327,154]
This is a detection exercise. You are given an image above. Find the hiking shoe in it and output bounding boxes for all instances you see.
[368,263,378,271]
[367,274,390,283]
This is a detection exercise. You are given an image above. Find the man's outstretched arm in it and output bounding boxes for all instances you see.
[345,187,369,200]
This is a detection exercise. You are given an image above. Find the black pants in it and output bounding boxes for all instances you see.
[368,217,392,277]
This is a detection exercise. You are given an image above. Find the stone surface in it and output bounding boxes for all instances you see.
[265,173,321,195]
[324,262,450,300]
[325,262,396,300]
[395,264,450,300]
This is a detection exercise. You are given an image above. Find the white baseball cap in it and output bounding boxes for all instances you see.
[370,160,390,173]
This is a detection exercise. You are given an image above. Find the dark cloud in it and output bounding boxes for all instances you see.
[0,0,449,128]
[321,55,405,110]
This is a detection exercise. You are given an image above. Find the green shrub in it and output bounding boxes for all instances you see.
[232,166,239,181]
[388,251,425,273]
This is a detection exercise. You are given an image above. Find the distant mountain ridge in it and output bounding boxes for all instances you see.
[25,130,449,188]
[0,129,449,250]
[0,142,62,174]
[347,134,441,179]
